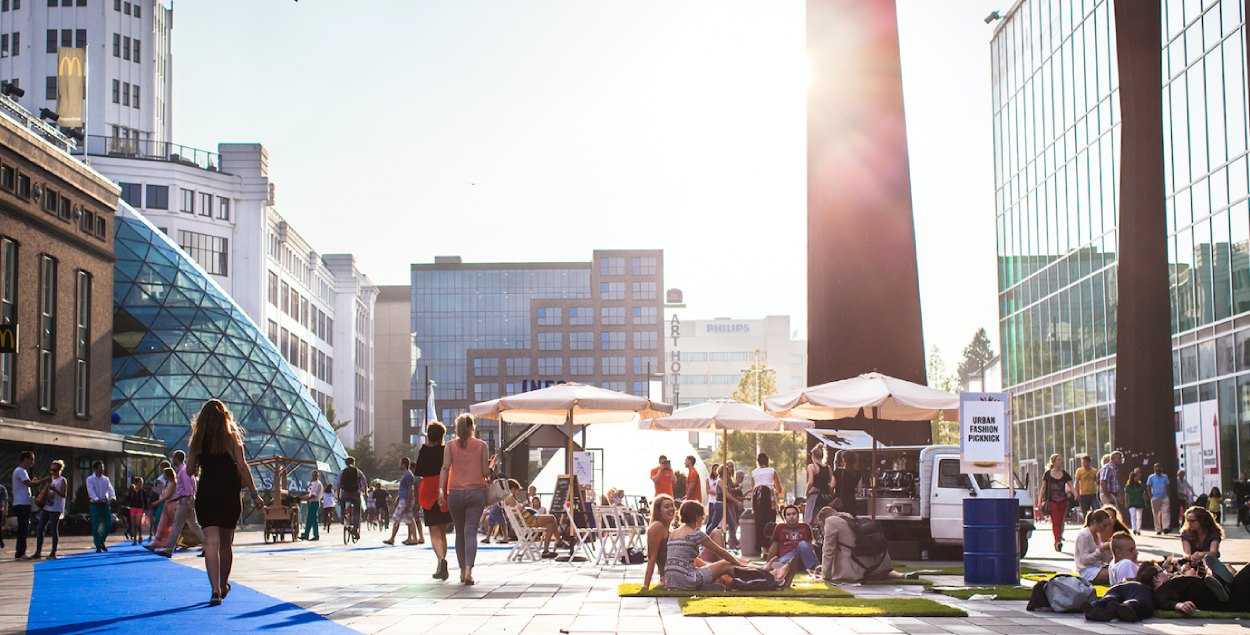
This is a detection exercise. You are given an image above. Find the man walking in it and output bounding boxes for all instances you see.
[683,455,703,505]
[1176,468,1196,529]
[1146,463,1171,535]
[1074,455,1099,518]
[157,450,205,557]
[300,470,324,541]
[384,457,417,545]
[85,460,116,553]
[1098,451,1124,513]
[12,450,41,559]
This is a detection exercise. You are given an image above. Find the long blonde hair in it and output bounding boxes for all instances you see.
[188,399,243,459]
[454,413,475,449]
[1047,453,1062,471]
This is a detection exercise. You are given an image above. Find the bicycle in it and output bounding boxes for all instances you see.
[342,496,361,545]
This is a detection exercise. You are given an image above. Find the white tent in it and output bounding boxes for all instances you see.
[527,421,708,504]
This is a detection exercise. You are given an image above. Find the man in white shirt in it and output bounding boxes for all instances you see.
[86,460,116,552]
[12,450,42,559]
[1108,532,1140,585]
[301,470,324,541]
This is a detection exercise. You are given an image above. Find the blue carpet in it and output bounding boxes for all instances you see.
[27,544,356,634]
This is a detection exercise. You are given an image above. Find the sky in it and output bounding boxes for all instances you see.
[172,0,1004,372]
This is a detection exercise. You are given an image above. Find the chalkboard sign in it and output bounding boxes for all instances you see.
[550,473,581,515]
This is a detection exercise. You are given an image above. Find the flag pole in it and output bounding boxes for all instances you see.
[82,43,89,164]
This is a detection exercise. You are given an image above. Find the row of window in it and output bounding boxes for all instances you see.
[472,355,662,378]
[0,0,21,11]
[535,306,658,326]
[673,351,763,362]
[108,79,139,108]
[1,161,34,201]
[268,271,334,344]
[48,0,89,6]
[599,281,658,300]
[267,319,333,383]
[675,375,748,385]
[1,33,20,57]
[111,33,139,61]
[117,182,231,220]
[39,184,106,240]
[177,230,227,276]
[46,28,85,53]
[113,0,140,16]
[598,256,659,276]
[0,240,91,416]
[473,381,652,402]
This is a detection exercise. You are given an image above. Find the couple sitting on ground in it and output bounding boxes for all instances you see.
[641,497,908,591]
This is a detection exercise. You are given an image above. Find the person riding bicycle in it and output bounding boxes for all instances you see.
[336,456,367,539]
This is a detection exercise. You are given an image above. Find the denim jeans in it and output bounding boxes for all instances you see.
[777,540,819,571]
[89,502,113,549]
[35,509,60,555]
[704,502,723,534]
[448,488,486,569]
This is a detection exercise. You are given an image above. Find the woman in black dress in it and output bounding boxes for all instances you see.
[415,421,452,580]
[186,399,264,606]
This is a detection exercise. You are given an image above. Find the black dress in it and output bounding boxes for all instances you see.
[414,444,451,527]
[195,451,243,528]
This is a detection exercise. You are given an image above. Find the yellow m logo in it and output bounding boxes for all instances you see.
[0,324,16,353]
[58,55,83,77]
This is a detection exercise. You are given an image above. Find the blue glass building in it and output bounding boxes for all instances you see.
[111,205,346,483]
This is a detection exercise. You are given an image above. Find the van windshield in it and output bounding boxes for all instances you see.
[973,473,1012,489]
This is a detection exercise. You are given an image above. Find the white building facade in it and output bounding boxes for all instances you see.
[668,315,807,407]
[90,143,377,447]
[0,0,173,148]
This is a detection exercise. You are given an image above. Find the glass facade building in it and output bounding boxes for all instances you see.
[993,0,1250,491]
[112,205,346,485]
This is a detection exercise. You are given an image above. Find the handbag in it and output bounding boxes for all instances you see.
[486,477,509,507]
[34,484,48,509]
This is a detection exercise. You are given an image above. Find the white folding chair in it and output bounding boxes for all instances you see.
[562,502,597,563]
[618,506,646,550]
[502,504,541,562]
[594,505,625,565]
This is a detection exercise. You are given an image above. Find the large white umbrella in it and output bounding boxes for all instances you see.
[763,372,959,518]
[470,382,673,474]
[639,399,812,535]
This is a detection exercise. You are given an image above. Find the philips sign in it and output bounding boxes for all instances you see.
[704,323,752,335]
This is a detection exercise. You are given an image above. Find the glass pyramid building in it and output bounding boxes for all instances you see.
[111,204,346,483]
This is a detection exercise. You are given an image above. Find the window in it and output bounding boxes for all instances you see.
[113,0,118,9]
[73,270,90,417]
[279,327,289,360]
[280,280,289,313]
[122,0,128,13]
[180,188,194,213]
[267,320,278,345]
[122,35,130,60]
[217,197,230,220]
[265,271,277,306]
[298,296,308,327]
[570,357,594,376]
[74,29,85,47]
[121,81,129,106]
[131,84,138,108]
[601,306,624,325]
[633,331,657,350]
[144,184,168,209]
[2,34,9,57]
[506,357,530,376]
[473,358,499,377]
[600,281,624,300]
[131,2,137,16]
[603,381,626,392]
[538,332,562,351]
[16,174,29,198]
[287,288,297,317]
[42,188,59,215]
[112,32,119,57]
[536,306,561,326]
[118,182,141,207]
[632,281,657,300]
[59,29,69,48]
[602,357,626,375]
[632,306,657,325]
[132,37,139,61]
[10,32,16,56]
[111,79,119,103]
[37,255,56,412]
[569,331,593,350]
[599,256,624,275]
[568,307,592,325]
[632,256,657,275]
[937,459,968,489]
[44,75,55,100]
[177,230,228,276]
[633,356,658,375]
[601,331,625,350]
[47,29,56,54]
[198,192,211,216]
[474,383,499,401]
[0,237,16,404]
[538,357,562,376]
[0,165,11,191]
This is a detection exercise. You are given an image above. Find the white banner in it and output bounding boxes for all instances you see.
[960,392,1010,473]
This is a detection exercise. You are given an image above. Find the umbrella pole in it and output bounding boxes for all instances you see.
[871,408,878,520]
[721,429,728,539]
[566,406,574,475]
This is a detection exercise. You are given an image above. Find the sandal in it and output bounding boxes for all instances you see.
[209,593,222,607]
[222,582,232,599]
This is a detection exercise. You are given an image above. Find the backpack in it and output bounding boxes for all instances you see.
[839,517,889,571]
[1027,574,1095,613]
[619,547,646,565]
[339,466,360,494]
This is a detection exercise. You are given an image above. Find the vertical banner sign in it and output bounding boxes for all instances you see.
[56,47,86,127]
[959,392,1010,473]
[573,451,594,489]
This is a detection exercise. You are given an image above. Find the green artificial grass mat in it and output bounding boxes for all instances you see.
[679,597,967,617]
[855,578,933,586]
[1154,610,1250,619]
[895,565,1049,575]
[618,582,852,598]
[931,585,1033,600]
[1020,572,1108,596]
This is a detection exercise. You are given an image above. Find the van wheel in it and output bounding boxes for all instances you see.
[1017,528,1030,558]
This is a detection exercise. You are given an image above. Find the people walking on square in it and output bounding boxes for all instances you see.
[146,467,178,551]
[684,455,703,505]
[751,453,782,551]
[1039,453,1074,550]
[384,457,418,545]
[157,450,206,557]
[1098,451,1124,512]
[124,477,147,545]
[416,421,452,580]
[12,450,42,559]
[439,413,492,586]
[804,446,834,523]
[374,480,394,533]
[1075,508,1113,584]
[185,398,265,606]
[1147,463,1171,535]
[336,457,366,539]
[651,455,676,498]
[1207,487,1224,521]
[1074,454,1099,519]
[86,460,116,553]
[300,470,323,541]
[704,464,722,533]
[1125,469,1145,536]
[1181,505,1223,565]
[32,460,66,559]
[321,484,335,532]
[148,460,171,543]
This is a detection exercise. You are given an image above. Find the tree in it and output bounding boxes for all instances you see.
[732,349,777,407]
[380,442,417,481]
[717,350,804,494]
[956,327,996,384]
[325,398,351,432]
[345,433,380,482]
[927,346,960,445]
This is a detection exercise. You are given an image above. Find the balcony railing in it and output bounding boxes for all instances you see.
[78,135,221,172]
[0,93,76,153]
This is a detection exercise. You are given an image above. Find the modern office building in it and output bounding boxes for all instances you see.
[372,284,413,453]
[112,203,346,484]
[0,92,163,503]
[992,0,1250,492]
[667,315,807,407]
[409,250,663,479]
[86,143,378,448]
[0,0,173,148]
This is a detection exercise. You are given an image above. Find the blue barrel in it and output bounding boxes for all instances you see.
[963,498,1020,585]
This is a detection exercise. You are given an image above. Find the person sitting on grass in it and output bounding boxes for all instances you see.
[1181,505,1223,568]
[816,506,912,582]
[765,504,818,574]
[1137,556,1249,615]
[1108,531,1140,585]
[1075,509,1114,584]
[1100,503,1131,535]
[664,500,775,592]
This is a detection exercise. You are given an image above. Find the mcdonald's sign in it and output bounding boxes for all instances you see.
[0,323,16,354]
[56,47,85,127]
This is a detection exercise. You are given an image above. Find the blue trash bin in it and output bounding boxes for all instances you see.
[963,498,1020,585]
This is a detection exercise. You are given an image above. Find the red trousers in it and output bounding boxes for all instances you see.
[1049,500,1068,543]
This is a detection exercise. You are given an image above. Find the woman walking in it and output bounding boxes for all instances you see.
[125,477,147,545]
[1125,469,1145,535]
[146,466,178,551]
[1039,453,1074,551]
[32,460,67,559]
[439,414,493,585]
[416,421,453,579]
[186,399,264,606]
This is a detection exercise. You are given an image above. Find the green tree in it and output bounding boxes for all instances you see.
[380,442,416,481]
[927,346,960,445]
[956,327,996,384]
[325,398,351,432]
[345,433,380,481]
[732,349,777,407]
[716,350,805,496]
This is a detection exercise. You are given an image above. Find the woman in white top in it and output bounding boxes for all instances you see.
[750,453,784,552]
[704,464,722,533]
[1073,508,1113,584]
[33,460,67,559]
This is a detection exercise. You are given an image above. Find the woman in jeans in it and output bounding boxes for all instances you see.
[439,413,493,585]
[32,460,67,559]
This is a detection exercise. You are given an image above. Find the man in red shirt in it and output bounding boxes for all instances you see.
[767,505,818,572]
[684,455,702,503]
[650,455,675,497]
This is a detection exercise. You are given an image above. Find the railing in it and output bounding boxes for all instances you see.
[0,93,76,153]
[78,135,220,172]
